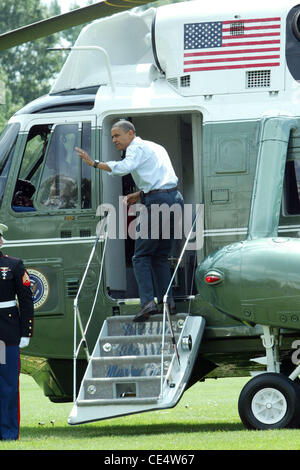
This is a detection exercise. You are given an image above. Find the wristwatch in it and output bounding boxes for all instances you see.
[93,160,100,168]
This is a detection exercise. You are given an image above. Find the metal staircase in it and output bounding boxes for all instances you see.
[68,210,205,425]
[68,312,205,425]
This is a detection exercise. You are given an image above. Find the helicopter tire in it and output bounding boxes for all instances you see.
[238,373,300,430]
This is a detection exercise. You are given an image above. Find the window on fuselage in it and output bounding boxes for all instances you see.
[283,160,300,215]
[0,123,20,208]
[12,122,92,212]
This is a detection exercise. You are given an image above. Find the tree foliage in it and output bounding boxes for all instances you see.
[0,0,62,104]
[0,0,183,132]
[0,0,86,130]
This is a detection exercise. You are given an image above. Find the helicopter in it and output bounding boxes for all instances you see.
[1,0,300,430]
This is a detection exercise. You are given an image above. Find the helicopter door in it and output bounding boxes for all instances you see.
[7,116,98,321]
[101,112,200,302]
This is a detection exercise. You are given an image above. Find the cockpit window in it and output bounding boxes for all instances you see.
[12,124,52,212]
[12,122,92,212]
[37,123,80,210]
[0,123,20,208]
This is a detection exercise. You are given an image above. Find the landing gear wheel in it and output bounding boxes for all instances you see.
[238,373,300,430]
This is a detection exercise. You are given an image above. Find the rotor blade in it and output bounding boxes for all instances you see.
[0,0,152,51]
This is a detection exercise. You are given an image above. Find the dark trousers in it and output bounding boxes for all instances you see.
[132,190,184,306]
[0,345,20,440]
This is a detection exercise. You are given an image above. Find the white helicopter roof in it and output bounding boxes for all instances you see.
[50,0,299,96]
[51,7,156,93]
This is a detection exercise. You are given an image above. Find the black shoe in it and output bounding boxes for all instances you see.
[157,299,176,315]
[133,300,158,322]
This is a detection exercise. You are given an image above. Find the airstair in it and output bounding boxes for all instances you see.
[68,211,205,425]
[68,312,205,424]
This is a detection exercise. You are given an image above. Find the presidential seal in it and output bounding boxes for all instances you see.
[28,268,49,309]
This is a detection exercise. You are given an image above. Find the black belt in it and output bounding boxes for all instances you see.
[144,186,178,196]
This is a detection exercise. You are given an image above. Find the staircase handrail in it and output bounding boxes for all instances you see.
[160,206,202,399]
[73,214,108,402]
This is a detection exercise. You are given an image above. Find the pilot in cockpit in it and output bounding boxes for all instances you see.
[12,179,36,212]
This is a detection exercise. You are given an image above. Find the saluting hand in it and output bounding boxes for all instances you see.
[75,147,112,172]
[75,147,94,167]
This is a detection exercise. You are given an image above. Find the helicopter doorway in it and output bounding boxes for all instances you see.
[101,112,201,303]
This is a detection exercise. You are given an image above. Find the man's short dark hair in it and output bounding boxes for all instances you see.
[112,120,136,135]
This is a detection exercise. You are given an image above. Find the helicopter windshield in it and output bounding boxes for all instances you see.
[12,121,92,212]
[0,122,20,207]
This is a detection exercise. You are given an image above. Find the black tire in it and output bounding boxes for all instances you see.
[238,373,300,430]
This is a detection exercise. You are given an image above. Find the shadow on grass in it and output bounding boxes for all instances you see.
[21,421,245,439]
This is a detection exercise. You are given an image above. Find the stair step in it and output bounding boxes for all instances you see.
[77,397,159,406]
[106,314,188,337]
[91,354,172,378]
[84,376,162,400]
[99,334,177,357]
[91,354,172,364]
[69,315,206,424]
[86,376,163,383]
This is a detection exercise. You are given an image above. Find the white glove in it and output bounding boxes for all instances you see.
[19,337,30,348]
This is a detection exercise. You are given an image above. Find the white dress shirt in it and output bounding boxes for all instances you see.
[106,137,178,193]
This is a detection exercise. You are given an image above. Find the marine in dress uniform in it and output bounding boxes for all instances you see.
[0,223,34,440]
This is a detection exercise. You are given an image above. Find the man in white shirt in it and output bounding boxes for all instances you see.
[76,120,184,322]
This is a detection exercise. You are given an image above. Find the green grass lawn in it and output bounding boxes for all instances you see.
[1,374,300,450]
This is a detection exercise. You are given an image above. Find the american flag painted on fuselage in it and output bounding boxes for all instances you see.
[183,17,281,72]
